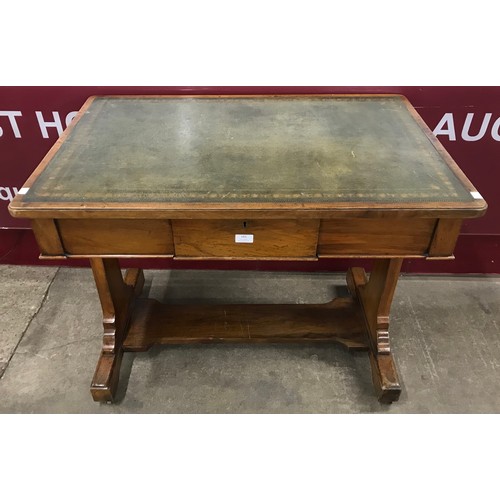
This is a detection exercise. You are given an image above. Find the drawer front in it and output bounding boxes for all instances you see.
[318,218,437,256]
[172,219,320,259]
[58,219,174,256]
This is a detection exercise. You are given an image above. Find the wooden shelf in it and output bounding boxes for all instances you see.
[123,297,368,351]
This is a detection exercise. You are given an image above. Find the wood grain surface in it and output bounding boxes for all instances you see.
[172,219,320,259]
[58,219,174,256]
[318,218,437,256]
[122,297,368,350]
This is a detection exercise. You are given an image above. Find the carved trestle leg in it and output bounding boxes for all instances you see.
[89,258,144,403]
[347,259,403,403]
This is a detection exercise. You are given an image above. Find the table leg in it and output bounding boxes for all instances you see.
[347,259,403,403]
[89,258,144,403]
[87,260,402,404]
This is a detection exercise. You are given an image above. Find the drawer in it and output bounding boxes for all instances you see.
[172,219,320,259]
[57,219,174,256]
[318,218,437,257]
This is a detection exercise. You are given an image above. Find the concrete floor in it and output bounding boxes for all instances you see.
[1,265,499,413]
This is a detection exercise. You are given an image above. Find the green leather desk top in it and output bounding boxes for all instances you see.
[19,95,480,206]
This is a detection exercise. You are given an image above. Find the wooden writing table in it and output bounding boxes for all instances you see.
[9,95,486,404]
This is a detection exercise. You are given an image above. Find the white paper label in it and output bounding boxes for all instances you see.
[235,234,254,243]
[18,187,29,195]
[470,191,483,200]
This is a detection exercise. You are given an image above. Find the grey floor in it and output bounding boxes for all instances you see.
[1,265,499,413]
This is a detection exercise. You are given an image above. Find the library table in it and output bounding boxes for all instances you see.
[9,95,487,404]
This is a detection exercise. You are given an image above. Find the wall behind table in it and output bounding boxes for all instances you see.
[1,86,498,273]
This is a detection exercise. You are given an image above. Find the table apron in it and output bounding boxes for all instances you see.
[30,216,462,260]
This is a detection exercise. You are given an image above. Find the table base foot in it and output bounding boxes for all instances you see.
[90,350,123,403]
[369,351,402,403]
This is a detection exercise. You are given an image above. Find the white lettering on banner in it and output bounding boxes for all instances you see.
[492,117,500,141]
[0,111,22,138]
[36,111,63,138]
[35,111,78,138]
[65,111,77,126]
[462,113,492,141]
[433,113,456,141]
[433,112,500,142]
[0,187,18,202]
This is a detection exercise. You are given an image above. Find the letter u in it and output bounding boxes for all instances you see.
[461,113,492,141]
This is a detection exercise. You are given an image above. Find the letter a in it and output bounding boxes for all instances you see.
[433,113,456,141]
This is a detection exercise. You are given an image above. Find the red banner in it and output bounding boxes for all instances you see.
[1,86,499,272]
